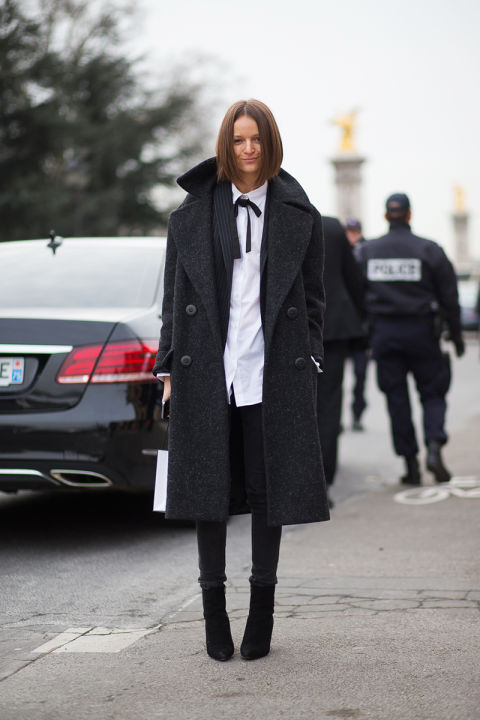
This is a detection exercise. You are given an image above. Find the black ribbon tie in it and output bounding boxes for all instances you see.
[234,196,262,253]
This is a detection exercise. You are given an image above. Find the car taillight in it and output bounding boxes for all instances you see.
[57,340,158,384]
[56,344,103,384]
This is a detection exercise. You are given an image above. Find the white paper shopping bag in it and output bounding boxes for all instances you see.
[153,450,168,512]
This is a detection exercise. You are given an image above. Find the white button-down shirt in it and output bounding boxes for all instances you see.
[223,181,268,406]
[157,182,320,390]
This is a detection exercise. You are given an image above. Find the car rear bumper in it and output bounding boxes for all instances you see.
[0,464,116,490]
[0,383,167,492]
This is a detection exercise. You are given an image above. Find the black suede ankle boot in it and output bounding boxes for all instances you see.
[202,586,234,661]
[240,584,275,660]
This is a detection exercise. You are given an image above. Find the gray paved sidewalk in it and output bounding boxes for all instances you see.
[1,411,479,719]
[2,476,479,717]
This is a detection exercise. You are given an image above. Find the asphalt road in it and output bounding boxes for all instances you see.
[1,336,479,700]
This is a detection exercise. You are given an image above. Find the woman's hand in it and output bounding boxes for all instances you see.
[162,376,171,402]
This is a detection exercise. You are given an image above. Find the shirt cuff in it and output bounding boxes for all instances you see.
[311,356,323,374]
[156,373,170,379]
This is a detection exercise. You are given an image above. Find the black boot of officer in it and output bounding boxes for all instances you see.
[401,455,421,485]
[426,440,451,483]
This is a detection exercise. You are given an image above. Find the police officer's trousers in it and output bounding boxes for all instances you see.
[370,316,451,458]
[350,345,369,422]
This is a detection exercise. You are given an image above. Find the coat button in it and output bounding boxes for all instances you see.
[294,357,306,370]
[185,304,197,316]
[180,355,192,367]
[287,306,298,319]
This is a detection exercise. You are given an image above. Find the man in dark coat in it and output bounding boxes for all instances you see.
[316,216,365,506]
[358,193,464,484]
[152,157,329,528]
[345,218,370,430]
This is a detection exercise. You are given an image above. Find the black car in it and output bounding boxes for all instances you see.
[0,236,168,494]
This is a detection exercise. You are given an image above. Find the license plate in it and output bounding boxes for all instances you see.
[0,357,25,387]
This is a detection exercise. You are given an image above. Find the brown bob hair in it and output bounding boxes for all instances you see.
[216,99,283,186]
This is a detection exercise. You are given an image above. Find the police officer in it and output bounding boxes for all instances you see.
[358,193,464,485]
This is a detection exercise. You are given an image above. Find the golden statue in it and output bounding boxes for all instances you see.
[454,185,466,213]
[332,110,358,153]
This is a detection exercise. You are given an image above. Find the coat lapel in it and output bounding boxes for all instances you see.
[263,198,313,352]
[213,181,240,270]
[171,160,316,358]
[171,198,223,354]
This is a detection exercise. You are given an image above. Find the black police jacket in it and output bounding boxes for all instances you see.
[358,221,461,339]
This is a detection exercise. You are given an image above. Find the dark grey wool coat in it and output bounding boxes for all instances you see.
[153,158,330,526]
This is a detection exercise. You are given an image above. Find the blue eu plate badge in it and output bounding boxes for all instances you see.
[12,358,24,383]
[0,357,24,387]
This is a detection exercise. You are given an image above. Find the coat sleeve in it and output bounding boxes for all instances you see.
[302,208,326,365]
[153,219,177,375]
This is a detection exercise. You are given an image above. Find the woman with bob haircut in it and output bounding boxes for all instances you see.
[153,99,329,661]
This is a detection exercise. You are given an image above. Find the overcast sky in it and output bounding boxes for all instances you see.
[135,0,479,261]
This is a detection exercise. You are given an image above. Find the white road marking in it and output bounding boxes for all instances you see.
[32,628,91,654]
[394,487,450,505]
[448,477,480,498]
[32,626,161,655]
[394,476,480,505]
[164,591,201,622]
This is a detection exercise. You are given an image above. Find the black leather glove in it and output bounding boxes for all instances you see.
[453,336,465,357]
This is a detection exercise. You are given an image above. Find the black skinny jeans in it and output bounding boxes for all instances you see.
[196,402,282,589]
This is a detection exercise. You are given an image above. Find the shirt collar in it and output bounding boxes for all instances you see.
[231,180,268,207]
